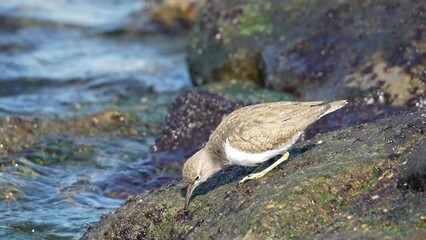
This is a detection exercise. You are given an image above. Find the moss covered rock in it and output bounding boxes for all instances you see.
[188,0,426,107]
[82,107,425,239]
[0,109,147,159]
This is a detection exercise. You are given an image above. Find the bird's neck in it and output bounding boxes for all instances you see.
[206,141,231,167]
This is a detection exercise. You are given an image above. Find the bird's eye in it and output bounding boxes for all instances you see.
[194,175,200,181]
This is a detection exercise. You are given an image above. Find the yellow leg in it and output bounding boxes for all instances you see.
[239,152,290,183]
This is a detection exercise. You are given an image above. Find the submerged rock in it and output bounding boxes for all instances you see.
[0,109,146,160]
[188,0,426,108]
[82,97,425,239]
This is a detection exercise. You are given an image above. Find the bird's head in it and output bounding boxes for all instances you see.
[182,148,221,209]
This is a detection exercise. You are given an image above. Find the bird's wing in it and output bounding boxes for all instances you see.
[225,101,331,153]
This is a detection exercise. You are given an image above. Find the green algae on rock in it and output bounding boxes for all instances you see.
[188,0,426,108]
[0,110,145,159]
[82,109,426,239]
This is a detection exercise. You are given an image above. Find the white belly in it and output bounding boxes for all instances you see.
[223,131,302,167]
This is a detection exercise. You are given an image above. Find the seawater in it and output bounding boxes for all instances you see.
[0,0,191,239]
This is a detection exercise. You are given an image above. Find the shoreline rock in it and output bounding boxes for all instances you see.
[82,95,425,239]
[188,0,426,108]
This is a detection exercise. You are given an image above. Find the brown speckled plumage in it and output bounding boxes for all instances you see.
[207,100,347,156]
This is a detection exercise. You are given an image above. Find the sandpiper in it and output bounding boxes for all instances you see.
[182,100,347,209]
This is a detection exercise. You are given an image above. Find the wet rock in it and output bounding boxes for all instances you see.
[0,109,145,159]
[148,0,205,30]
[93,149,186,200]
[0,116,47,157]
[152,90,248,153]
[397,133,426,192]
[101,0,205,35]
[82,110,426,239]
[302,104,410,141]
[188,0,426,108]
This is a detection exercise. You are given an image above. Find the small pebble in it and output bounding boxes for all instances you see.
[386,172,394,179]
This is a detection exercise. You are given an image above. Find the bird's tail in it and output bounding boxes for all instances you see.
[320,100,348,118]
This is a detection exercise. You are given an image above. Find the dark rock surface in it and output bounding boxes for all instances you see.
[82,90,425,239]
[152,90,248,153]
[397,134,426,192]
[302,104,409,141]
[188,0,426,107]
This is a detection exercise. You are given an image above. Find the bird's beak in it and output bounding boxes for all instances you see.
[184,183,196,210]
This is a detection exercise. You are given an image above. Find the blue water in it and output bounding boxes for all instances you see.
[0,0,190,116]
[0,1,191,239]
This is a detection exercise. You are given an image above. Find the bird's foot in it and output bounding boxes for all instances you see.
[239,152,290,184]
[239,171,267,183]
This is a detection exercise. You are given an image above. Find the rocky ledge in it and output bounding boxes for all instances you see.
[82,94,425,239]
